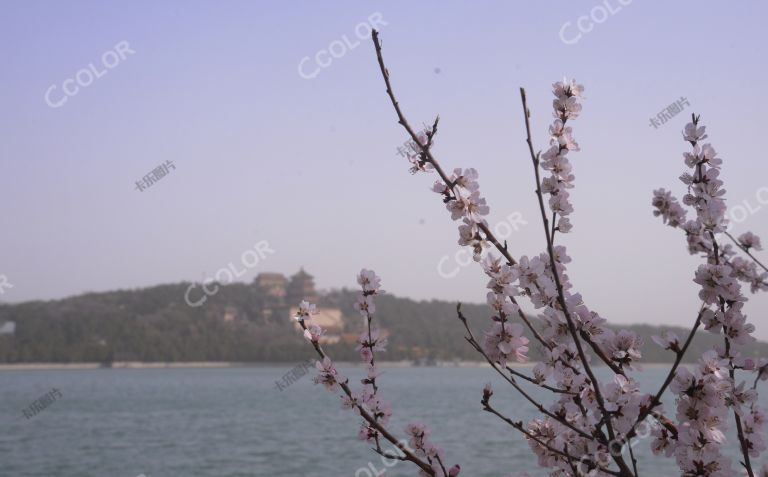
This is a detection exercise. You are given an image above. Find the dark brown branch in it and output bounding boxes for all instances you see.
[299,320,436,475]
[505,364,577,395]
[754,363,768,390]
[457,305,596,441]
[711,232,755,477]
[371,29,568,369]
[372,31,517,267]
[482,401,622,477]
[627,304,706,440]
[519,87,634,477]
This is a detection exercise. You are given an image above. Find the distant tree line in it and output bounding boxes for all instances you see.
[0,283,765,363]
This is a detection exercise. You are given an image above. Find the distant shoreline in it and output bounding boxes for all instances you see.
[0,361,679,371]
[0,361,488,370]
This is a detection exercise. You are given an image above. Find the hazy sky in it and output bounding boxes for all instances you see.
[2,1,767,339]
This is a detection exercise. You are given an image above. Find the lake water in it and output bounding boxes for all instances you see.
[1,366,764,476]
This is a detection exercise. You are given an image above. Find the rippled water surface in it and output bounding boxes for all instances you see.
[1,366,764,476]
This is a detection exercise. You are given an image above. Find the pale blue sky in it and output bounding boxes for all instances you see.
[1,1,767,338]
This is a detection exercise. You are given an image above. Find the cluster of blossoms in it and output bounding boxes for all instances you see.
[295,301,340,387]
[664,351,734,475]
[540,79,585,234]
[297,270,459,476]
[652,124,767,295]
[405,423,461,477]
[481,255,529,365]
[351,269,391,441]
[434,167,491,261]
[731,231,768,294]
[661,350,766,476]
[403,127,435,174]
[298,32,768,477]
[402,121,493,264]
[652,189,687,228]
[353,268,383,318]
[461,82,664,477]
[650,117,768,475]
[466,82,673,477]
[296,300,324,343]
[395,69,766,477]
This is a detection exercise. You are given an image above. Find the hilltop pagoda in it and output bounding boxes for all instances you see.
[286,268,318,305]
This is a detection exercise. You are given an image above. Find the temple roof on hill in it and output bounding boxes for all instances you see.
[291,268,313,280]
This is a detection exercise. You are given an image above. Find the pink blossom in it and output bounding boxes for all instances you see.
[357,268,383,294]
[303,324,324,343]
[294,300,317,322]
[738,231,763,251]
[693,264,739,304]
[683,122,707,142]
[353,294,376,316]
[356,328,388,355]
[606,329,643,365]
[483,322,530,365]
[652,188,687,227]
[450,168,480,192]
[312,357,340,390]
[652,330,681,352]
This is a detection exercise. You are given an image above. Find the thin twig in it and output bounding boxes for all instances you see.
[482,402,622,477]
[754,363,768,390]
[519,87,634,477]
[627,304,706,439]
[299,320,436,475]
[724,231,768,274]
[371,29,573,374]
[457,305,596,441]
[711,232,755,477]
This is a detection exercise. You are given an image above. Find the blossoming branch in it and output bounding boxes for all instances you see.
[290,30,768,477]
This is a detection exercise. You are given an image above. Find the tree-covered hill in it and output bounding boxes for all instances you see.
[0,282,765,363]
